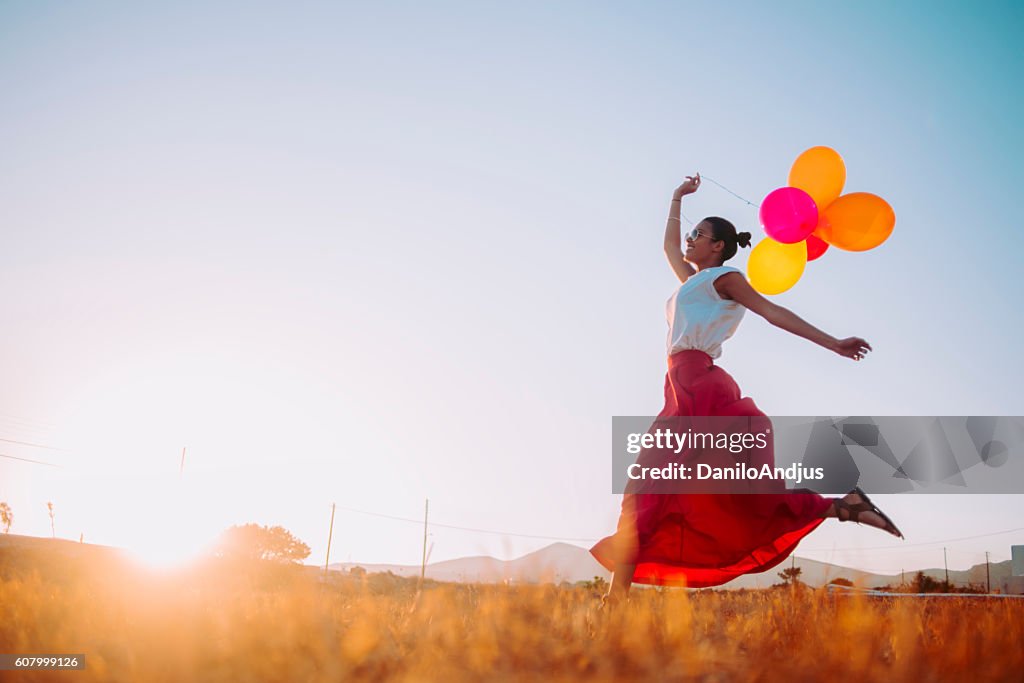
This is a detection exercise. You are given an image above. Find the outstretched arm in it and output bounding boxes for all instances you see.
[717,272,873,361]
[664,174,700,284]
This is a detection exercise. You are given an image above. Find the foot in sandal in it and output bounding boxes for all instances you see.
[830,486,904,539]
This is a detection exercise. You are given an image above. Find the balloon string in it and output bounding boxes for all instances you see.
[701,174,761,209]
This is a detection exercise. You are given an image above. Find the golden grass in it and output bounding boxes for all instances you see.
[2,553,1023,682]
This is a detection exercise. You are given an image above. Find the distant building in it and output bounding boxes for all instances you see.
[1005,546,1024,594]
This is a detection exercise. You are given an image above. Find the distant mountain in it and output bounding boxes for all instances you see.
[330,542,1020,591]
[330,542,608,584]
[717,556,1013,591]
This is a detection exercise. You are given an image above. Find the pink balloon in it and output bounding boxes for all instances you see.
[806,233,829,261]
[760,187,819,244]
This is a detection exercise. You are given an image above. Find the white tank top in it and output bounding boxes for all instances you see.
[666,266,746,359]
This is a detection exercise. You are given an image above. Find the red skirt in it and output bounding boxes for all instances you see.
[590,349,833,588]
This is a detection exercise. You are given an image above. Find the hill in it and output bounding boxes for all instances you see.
[331,541,1019,591]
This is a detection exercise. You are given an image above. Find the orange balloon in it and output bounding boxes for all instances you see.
[788,147,846,210]
[817,192,895,251]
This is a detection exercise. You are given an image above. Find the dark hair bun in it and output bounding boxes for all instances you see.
[737,232,752,249]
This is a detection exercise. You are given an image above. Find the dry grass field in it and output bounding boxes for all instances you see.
[2,541,1023,682]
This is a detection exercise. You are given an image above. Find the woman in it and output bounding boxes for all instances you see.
[590,173,903,603]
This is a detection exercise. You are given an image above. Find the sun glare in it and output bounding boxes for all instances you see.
[125,523,217,570]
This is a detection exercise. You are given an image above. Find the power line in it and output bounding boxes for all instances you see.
[801,526,1024,553]
[337,504,1024,552]
[0,437,70,451]
[337,499,1024,550]
[0,431,187,472]
[0,451,62,468]
[0,411,58,429]
[333,504,599,543]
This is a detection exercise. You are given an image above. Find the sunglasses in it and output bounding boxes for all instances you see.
[685,226,720,243]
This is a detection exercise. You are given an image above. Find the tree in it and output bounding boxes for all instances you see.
[912,571,946,593]
[829,578,853,587]
[777,566,803,587]
[217,524,311,564]
[0,502,12,533]
[579,575,609,592]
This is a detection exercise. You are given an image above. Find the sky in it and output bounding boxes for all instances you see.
[1,0,1023,576]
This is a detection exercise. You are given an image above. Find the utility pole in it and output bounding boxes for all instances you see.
[944,547,949,589]
[179,447,187,478]
[901,568,905,586]
[420,498,429,583]
[985,551,991,593]
[324,503,336,576]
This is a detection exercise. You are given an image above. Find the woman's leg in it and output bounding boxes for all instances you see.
[607,563,636,600]
[603,495,639,601]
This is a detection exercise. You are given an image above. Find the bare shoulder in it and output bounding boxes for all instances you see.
[713,270,777,318]
[713,271,746,301]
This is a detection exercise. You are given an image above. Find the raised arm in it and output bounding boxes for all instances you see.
[664,175,700,283]
[716,272,873,361]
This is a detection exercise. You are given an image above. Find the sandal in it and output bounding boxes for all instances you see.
[834,486,905,539]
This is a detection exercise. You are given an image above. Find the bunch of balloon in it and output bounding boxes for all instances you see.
[749,146,895,295]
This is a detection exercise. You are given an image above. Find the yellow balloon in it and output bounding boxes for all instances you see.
[748,237,807,295]
[788,146,846,211]
[817,192,895,251]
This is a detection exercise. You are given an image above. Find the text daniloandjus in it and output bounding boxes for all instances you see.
[627,462,824,485]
